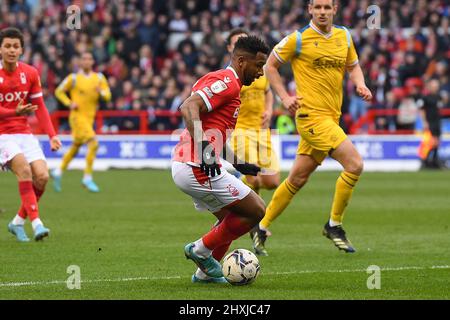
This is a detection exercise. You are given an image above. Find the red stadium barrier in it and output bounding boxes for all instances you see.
[49,110,182,135]
[349,108,450,135]
[29,108,450,135]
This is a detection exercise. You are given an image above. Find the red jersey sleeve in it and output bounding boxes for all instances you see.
[193,72,239,112]
[28,67,43,99]
[29,68,56,138]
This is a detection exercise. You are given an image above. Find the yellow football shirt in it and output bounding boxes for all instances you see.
[55,72,112,120]
[273,21,358,118]
[235,75,270,130]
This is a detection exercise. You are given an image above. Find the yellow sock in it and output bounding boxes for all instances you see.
[260,179,299,229]
[60,144,81,171]
[85,139,99,175]
[330,171,360,224]
[241,175,260,194]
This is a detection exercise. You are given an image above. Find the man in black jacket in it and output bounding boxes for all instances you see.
[418,79,444,169]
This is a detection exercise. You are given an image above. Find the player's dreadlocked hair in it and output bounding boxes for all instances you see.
[0,27,24,47]
[233,35,270,56]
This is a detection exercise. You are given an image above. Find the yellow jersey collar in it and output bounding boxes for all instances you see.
[309,20,333,39]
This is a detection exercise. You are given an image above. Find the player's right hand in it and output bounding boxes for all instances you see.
[200,141,221,178]
[282,95,303,114]
[15,100,38,116]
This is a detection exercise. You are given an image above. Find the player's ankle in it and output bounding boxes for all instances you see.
[12,214,26,226]
[31,218,43,230]
[193,239,212,258]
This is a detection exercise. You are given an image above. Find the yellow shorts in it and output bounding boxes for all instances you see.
[295,114,347,164]
[230,128,280,173]
[69,115,96,145]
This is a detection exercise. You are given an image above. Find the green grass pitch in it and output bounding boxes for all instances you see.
[0,169,449,299]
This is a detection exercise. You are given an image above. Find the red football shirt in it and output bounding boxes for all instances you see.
[173,66,242,164]
[0,61,55,138]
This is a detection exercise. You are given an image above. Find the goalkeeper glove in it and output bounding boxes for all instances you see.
[200,141,221,177]
[233,162,261,176]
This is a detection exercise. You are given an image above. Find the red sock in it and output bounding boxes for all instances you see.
[18,181,39,221]
[202,212,252,250]
[212,241,232,261]
[18,185,45,219]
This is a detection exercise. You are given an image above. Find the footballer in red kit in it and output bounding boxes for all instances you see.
[172,66,242,165]
[171,35,269,283]
[0,27,61,242]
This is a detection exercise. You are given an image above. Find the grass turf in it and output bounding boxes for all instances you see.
[0,169,449,299]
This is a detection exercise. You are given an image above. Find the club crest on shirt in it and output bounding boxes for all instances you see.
[0,77,3,84]
[20,72,27,84]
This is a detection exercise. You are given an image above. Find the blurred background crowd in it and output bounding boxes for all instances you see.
[1,0,449,133]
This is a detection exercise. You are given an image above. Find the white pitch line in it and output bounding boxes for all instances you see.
[0,265,448,288]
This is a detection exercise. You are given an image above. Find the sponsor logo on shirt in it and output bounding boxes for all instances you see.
[224,76,232,84]
[210,80,228,94]
[313,56,346,69]
[0,91,29,102]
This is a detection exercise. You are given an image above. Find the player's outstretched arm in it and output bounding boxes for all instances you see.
[347,63,372,101]
[265,54,301,114]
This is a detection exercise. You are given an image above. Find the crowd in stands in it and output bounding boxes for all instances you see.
[1,0,449,133]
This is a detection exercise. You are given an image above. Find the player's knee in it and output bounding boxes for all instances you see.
[89,139,99,150]
[34,171,49,187]
[346,157,364,175]
[262,181,278,190]
[289,173,309,189]
[16,165,32,180]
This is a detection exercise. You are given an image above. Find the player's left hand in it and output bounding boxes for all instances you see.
[356,85,372,101]
[50,136,62,152]
[233,162,261,176]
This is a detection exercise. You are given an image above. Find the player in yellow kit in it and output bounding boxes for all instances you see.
[51,52,111,192]
[226,29,280,256]
[260,0,373,253]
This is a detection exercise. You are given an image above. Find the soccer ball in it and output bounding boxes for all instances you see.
[222,249,260,285]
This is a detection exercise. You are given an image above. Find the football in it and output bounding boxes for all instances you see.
[222,249,260,285]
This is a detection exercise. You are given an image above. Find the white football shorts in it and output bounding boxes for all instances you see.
[0,134,46,171]
[171,161,251,213]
